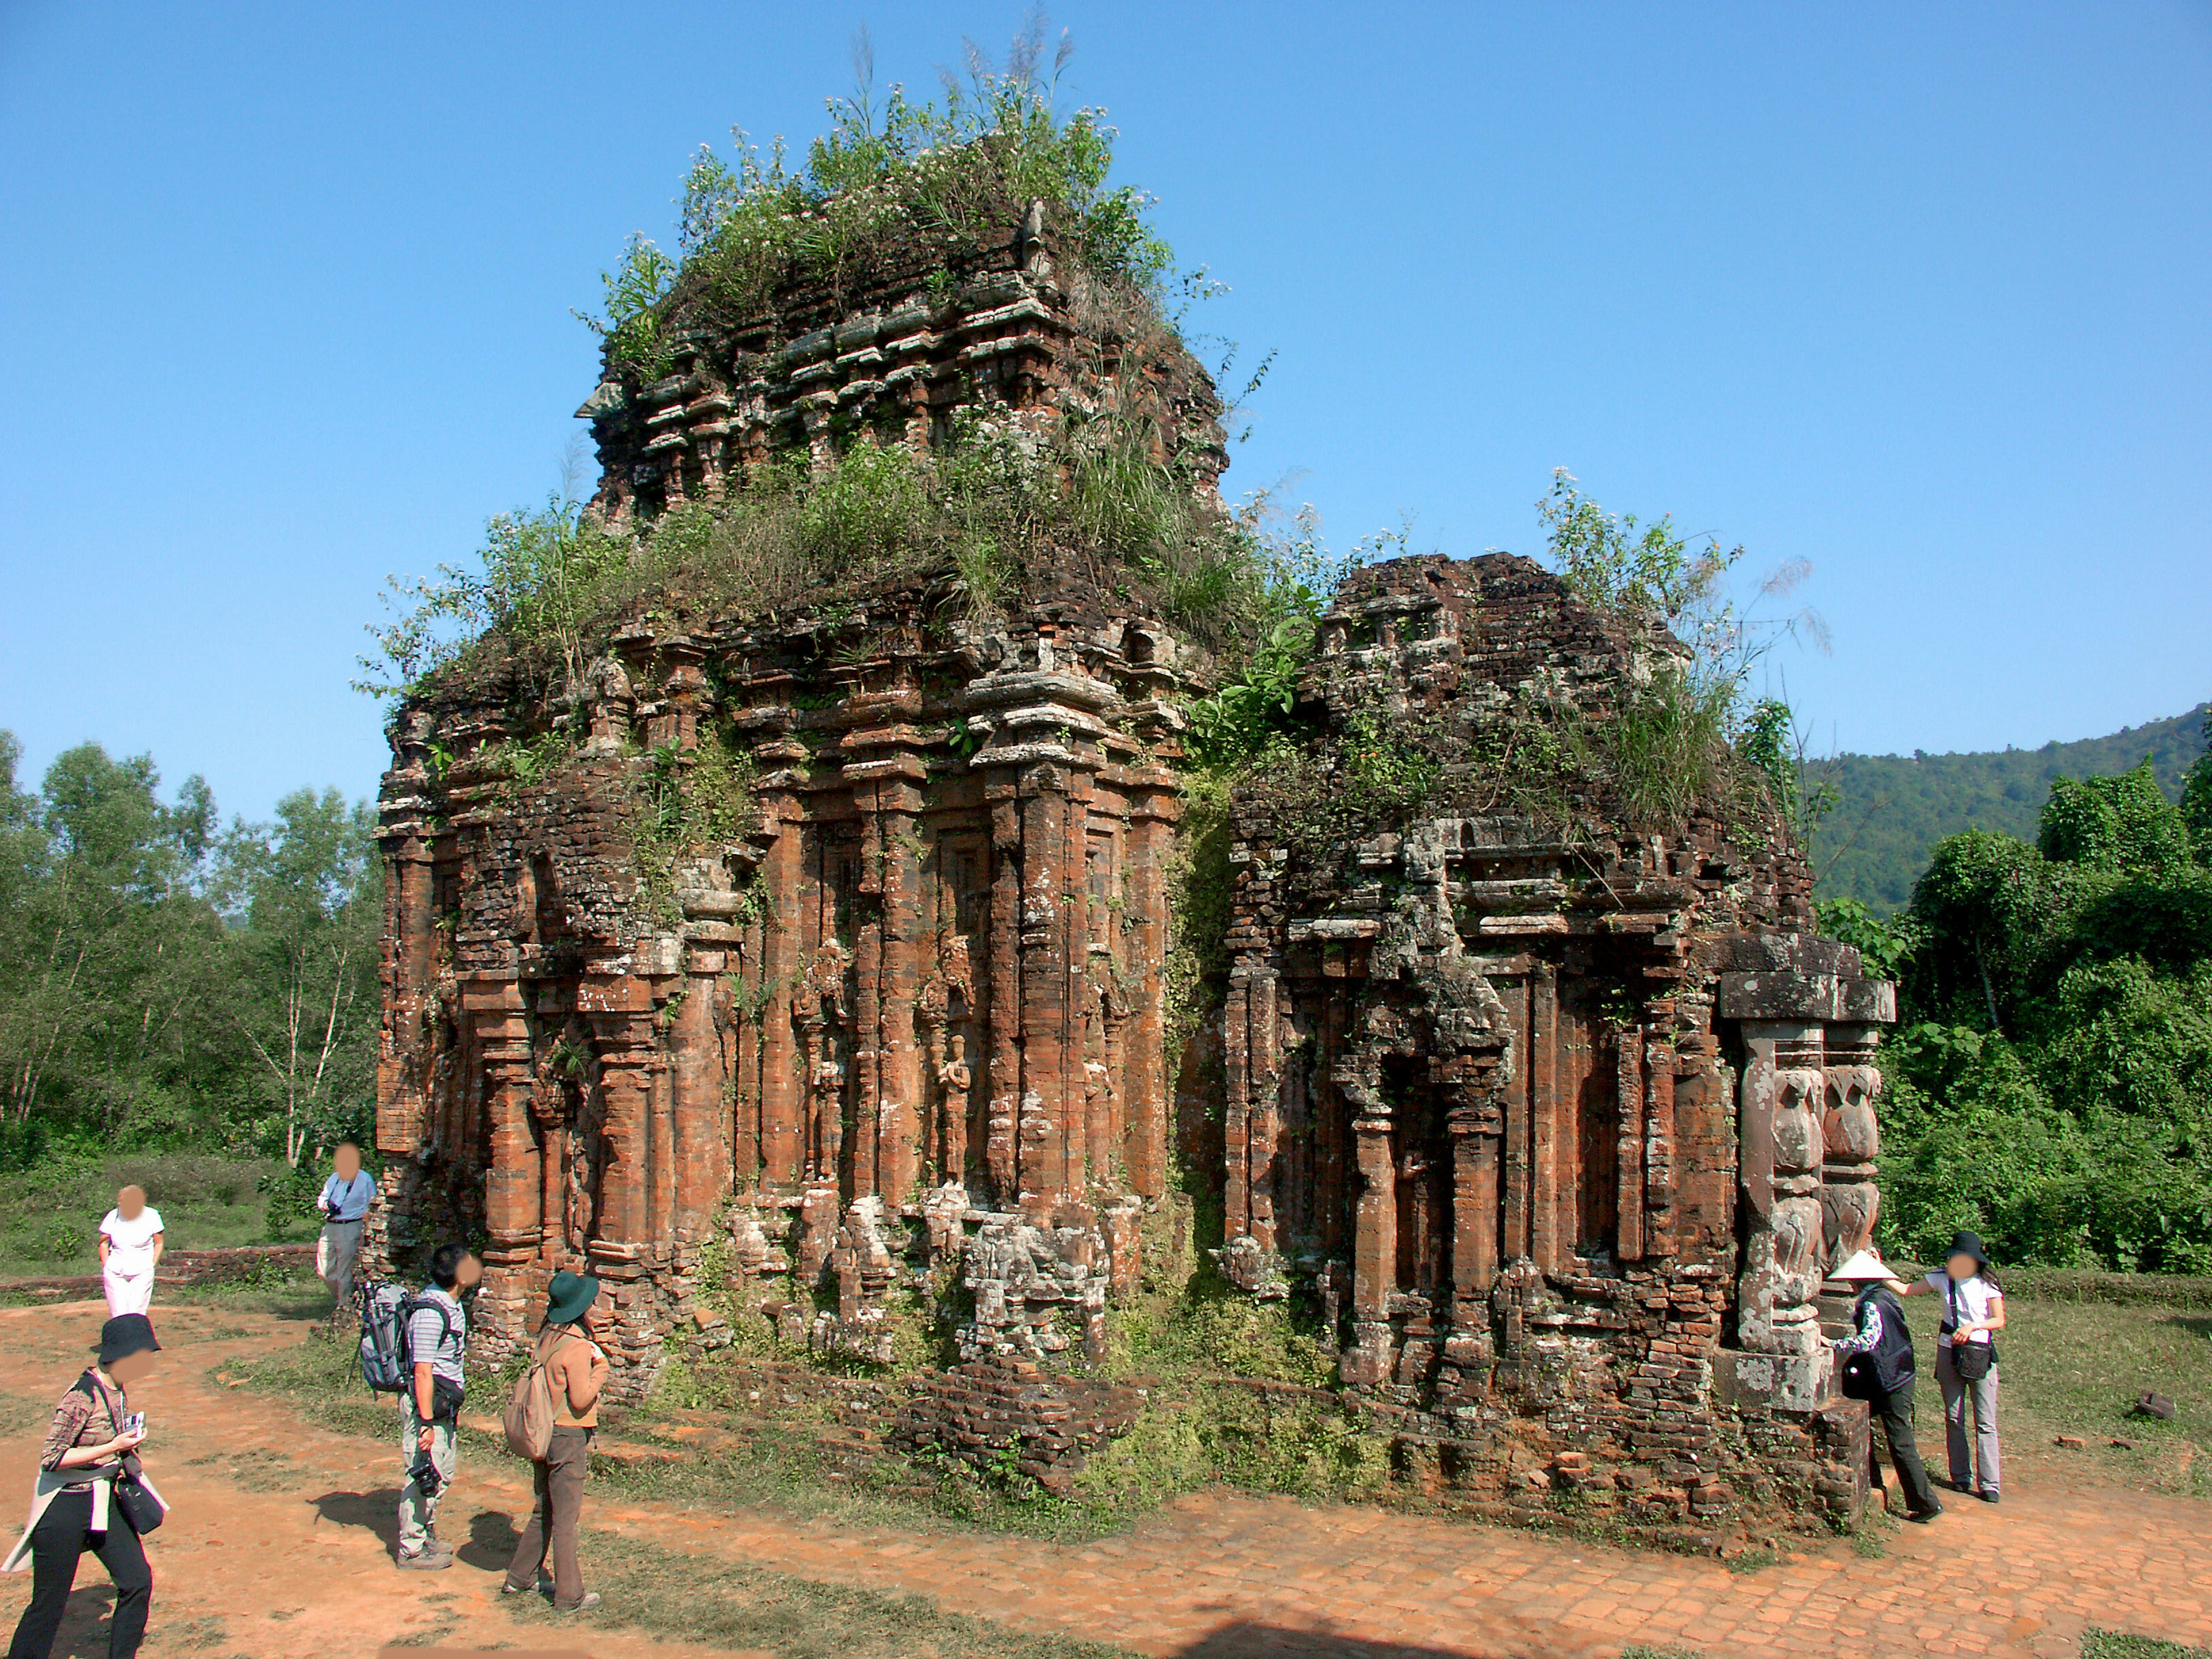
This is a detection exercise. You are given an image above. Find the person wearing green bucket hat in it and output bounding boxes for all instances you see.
[502,1270,608,1613]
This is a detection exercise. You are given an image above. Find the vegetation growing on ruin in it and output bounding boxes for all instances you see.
[1820,724,2212,1272]
[625,729,763,928]
[584,21,1172,374]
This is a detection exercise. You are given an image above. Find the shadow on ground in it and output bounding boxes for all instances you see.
[22,1583,114,1659]
[462,1506,524,1570]
[312,1486,403,1552]
[308,1488,524,1573]
[1173,1622,1585,1658]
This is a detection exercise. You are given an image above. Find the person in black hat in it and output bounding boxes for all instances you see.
[1900,1229,2006,1502]
[1828,1249,1943,1522]
[501,1269,609,1613]
[3,1315,166,1658]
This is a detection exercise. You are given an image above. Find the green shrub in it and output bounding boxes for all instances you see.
[607,22,1172,360]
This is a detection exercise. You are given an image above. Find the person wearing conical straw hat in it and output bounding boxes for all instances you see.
[1829,1248,1942,1522]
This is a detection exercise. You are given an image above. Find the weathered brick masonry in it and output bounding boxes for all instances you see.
[372,214,1892,1535]
[1215,556,1892,1530]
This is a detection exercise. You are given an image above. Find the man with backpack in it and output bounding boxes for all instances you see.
[396,1243,479,1570]
[501,1270,609,1612]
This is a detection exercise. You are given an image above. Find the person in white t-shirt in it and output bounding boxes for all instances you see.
[1900,1229,2005,1503]
[98,1187,165,1318]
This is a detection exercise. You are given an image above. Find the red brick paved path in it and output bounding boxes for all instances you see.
[1,1298,2203,1659]
[612,1473,2207,1659]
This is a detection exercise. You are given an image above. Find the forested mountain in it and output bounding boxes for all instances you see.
[1809,703,2210,912]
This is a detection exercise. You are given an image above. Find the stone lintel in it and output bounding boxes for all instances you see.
[963,671,1121,714]
[841,756,929,784]
[1718,971,1844,1023]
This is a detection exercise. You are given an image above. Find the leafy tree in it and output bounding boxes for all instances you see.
[0,743,233,1139]
[0,732,381,1161]
[2037,762,2194,876]
[1854,752,2212,1271]
[2181,709,2212,858]
[213,791,380,1165]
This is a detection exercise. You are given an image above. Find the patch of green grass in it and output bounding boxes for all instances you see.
[506,1527,1133,1659]
[0,1154,288,1278]
[0,1392,51,1437]
[2080,1631,2212,1659]
[230,1324,1102,1541]
[164,1615,230,1653]
[1898,1288,2212,1499]
[1721,1547,1777,1574]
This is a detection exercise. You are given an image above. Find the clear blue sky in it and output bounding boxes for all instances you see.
[3,2,2207,822]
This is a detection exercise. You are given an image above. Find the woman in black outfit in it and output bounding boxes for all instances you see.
[1828,1249,1943,1522]
[3,1313,166,1659]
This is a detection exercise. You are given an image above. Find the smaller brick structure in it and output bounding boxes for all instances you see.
[894,1356,1146,1494]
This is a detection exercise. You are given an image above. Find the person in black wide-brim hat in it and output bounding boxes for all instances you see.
[4,1314,167,1658]
[502,1270,610,1614]
[1900,1229,2007,1502]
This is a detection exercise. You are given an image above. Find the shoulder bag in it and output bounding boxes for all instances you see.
[81,1373,164,1534]
[1946,1279,1995,1381]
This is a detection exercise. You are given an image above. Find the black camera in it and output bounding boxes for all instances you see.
[409,1456,444,1498]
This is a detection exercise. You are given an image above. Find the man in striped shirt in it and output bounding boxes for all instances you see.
[397,1244,479,1569]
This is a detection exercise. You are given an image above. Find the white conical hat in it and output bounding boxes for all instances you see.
[1829,1249,1896,1283]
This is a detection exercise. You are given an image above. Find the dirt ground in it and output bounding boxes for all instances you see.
[0,1296,2207,1659]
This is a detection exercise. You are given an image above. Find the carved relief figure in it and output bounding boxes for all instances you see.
[1820,1063,1883,1266]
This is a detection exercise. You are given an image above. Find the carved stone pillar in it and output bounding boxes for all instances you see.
[1642,1040,1678,1258]
[749,744,808,1188]
[1821,1025,1884,1270]
[1734,1022,1827,1409]
[985,789,1022,1206]
[669,961,728,1241]
[1017,774,1070,1209]
[1342,1111,1398,1388]
[1121,779,1179,1197]
[529,1046,570,1267]
[474,985,537,1264]
[579,982,655,1256]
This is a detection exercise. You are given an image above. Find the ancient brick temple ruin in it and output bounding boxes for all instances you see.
[372,210,1893,1539]
[1214,556,1895,1525]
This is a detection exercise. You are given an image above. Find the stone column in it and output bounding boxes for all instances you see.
[1343,1110,1399,1388]
[1225,969,1283,1256]
[984,789,1022,1207]
[471,983,537,1260]
[851,917,884,1198]
[1642,1040,1678,1258]
[1616,1027,1646,1262]
[1528,964,1561,1273]
[579,980,655,1253]
[530,1048,569,1267]
[750,748,809,1188]
[376,829,438,1156]
[669,961,728,1240]
[1821,1021,1885,1269]
[1734,1021,1828,1410]
[1121,779,1179,1197]
[1448,1103,1501,1304]
[1720,933,1897,1410]
[877,775,926,1202]
[1017,774,1070,1209]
